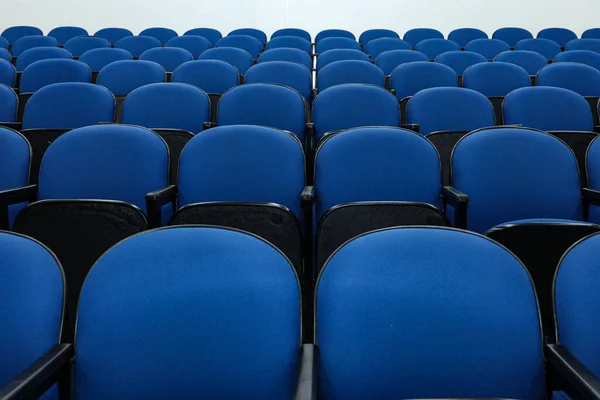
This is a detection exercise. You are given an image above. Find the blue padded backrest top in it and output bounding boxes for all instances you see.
[199,47,254,75]
[375,50,429,75]
[463,62,531,97]
[464,38,511,60]
[364,38,411,59]
[245,61,312,100]
[64,36,110,58]
[48,26,88,45]
[229,28,267,45]
[1,26,43,44]
[139,47,194,72]
[139,27,178,45]
[403,28,444,48]
[12,35,59,57]
[583,28,600,39]
[22,82,115,130]
[0,84,18,122]
[448,28,488,48]
[96,60,166,96]
[315,127,442,219]
[316,49,370,71]
[38,124,168,211]
[318,60,384,91]
[317,226,544,400]
[121,83,210,134]
[493,27,533,46]
[435,51,487,76]
[416,38,461,60]
[266,36,312,54]
[503,86,594,132]
[316,29,355,43]
[217,83,307,141]
[537,62,600,97]
[258,48,312,69]
[538,28,577,47]
[452,127,582,233]
[359,29,400,46]
[407,87,495,135]
[555,232,600,379]
[390,61,458,101]
[566,38,600,53]
[0,232,63,391]
[494,50,550,75]
[272,28,311,42]
[178,125,305,218]
[554,50,600,70]
[515,38,562,60]
[313,84,400,140]
[166,35,211,59]
[586,137,600,223]
[74,226,300,400]
[172,60,239,95]
[184,28,222,46]
[217,35,262,58]
[0,48,10,62]
[0,37,7,49]
[114,36,161,58]
[20,59,91,93]
[16,47,72,71]
[316,37,361,53]
[0,60,16,87]
[94,28,133,45]
[78,48,133,73]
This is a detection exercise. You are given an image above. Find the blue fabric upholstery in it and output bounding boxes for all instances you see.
[79,48,132,73]
[435,51,487,75]
[121,83,210,134]
[555,50,600,70]
[217,35,262,58]
[390,61,458,101]
[463,62,531,97]
[0,128,31,226]
[315,127,442,219]
[20,59,91,93]
[566,38,600,53]
[94,28,133,45]
[0,84,17,122]
[0,48,10,62]
[515,38,562,60]
[415,38,461,60]
[48,26,87,45]
[229,28,267,45]
[316,49,370,71]
[317,226,545,400]
[166,36,211,58]
[266,36,312,53]
[172,60,239,94]
[313,84,400,140]
[272,28,311,42]
[38,124,168,212]
[139,47,193,72]
[359,29,399,45]
[199,47,254,74]
[139,27,178,45]
[64,36,110,58]
[0,60,15,87]
[178,125,305,218]
[96,60,165,96]
[74,226,300,400]
[451,127,582,233]
[503,86,594,131]
[184,28,222,46]
[258,48,312,69]
[22,82,114,129]
[464,38,511,60]
[495,50,549,75]
[586,137,600,223]
[493,27,533,46]
[114,36,161,58]
[318,60,384,91]
[316,29,355,43]
[245,61,311,100]
[583,28,600,40]
[407,87,495,134]
[16,47,72,71]
[0,37,7,49]
[316,37,361,53]
[538,28,577,47]
[537,62,600,96]
[375,49,428,75]
[12,35,58,57]
[403,28,444,48]
[448,28,488,48]
[217,83,306,141]
[1,26,43,44]
[364,38,411,59]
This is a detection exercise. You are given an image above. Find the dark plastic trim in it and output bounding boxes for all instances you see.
[442,186,469,229]
[547,344,600,400]
[294,344,317,400]
[145,184,176,228]
[0,184,37,229]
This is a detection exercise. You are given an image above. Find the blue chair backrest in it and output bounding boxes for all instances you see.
[272,28,311,42]
[390,61,458,101]
[565,38,600,53]
[318,60,384,91]
[434,51,487,75]
[364,38,411,59]
[316,37,361,53]
[199,47,254,74]
[258,48,312,69]
[375,49,429,75]
[48,26,87,45]
[314,127,442,219]
[493,27,533,46]
[178,125,304,217]
[96,60,166,96]
[121,83,210,134]
[503,86,594,131]
[538,28,577,47]
[22,82,115,129]
[12,35,58,57]
[184,28,222,46]
[1,26,43,44]
[0,60,15,87]
[463,62,531,97]
[448,28,488,47]
[515,38,562,60]
[16,47,72,71]
[0,232,63,391]
[583,28,600,39]
[359,29,399,46]
[217,35,262,58]
[0,37,7,49]
[0,84,18,122]
[586,136,600,222]
[245,61,312,100]
[451,127,582,233]
[464,38,511,60]
[554,50,600,70]
[229,28,267,45]
[266,36,312,53]
[64,36,110,58]
[416,38,460,60]
[0,128,31,225]
[217,83,307,141]
[313,84,400,140]
[74,226,300,399]
[0,48,10,62]
[114,36,161,58]
[139,47,193,72]
[172,59,239,94]
[316,29,355,43]
[20,59,91,93]
[94,28,133,45]
[79,48,132,72]
[139,27,178,45]
[38,124,168,211]
[403,28,444,48]
[166,36,211,58]
[494,50,550,75]
[537,62,600,97]
[316,49,370,71]
[317,226,544,400]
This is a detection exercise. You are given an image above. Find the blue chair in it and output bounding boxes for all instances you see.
[217,35,262,58]
[139,27,178,45]
[0,84,18,124]
[515,38,562,60]
[317,60,384,92]
[494,50,550,75]
[0,128,31,226]
[493,27,533,46]
[415,38,460,60]
[114,36,161,58]
[97,59,165,96]
[166,36,211,58]
[16,47,72,71]
[1,26,43,45]
[258,48,312,69]
[554,50,600,70]
[0,37,7,49]
[316,29,355,43]
[0,48,9,62]
[229,28,267,46]
[94,27,133,45]
[375,49,428,75]
[316,49,370,71]
[364,38,411,59]
[272,28,311,42]
[11,36,58,57]
[448,28,488,48]
[566,38,600,53]
[464,38,511,60]
[266,36,312,54]
[48,26,87,45]
[20,59,91,94]
[359,29,399,46]
[316,37,361,53]
[64,36,110,58]
[184,28,222,46]
[78,48,132,79]
[583,28,600,39]
[586,136,600,223]
[435,51,487,76]
[0,61,15,87]
[403,28,444,48]
[245,61,312,100]
[538,27,577,47]
[199,47,254,74]
[139,47,193,73]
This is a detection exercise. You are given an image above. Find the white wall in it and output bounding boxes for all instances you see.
[2,0,598,39]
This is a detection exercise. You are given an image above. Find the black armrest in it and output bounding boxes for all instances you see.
[547,344,600,400]
[312,88,318,99]
[294,344,317,400]
[0,343,73,400]
[0,122,22,131]
[145,185,177,229]
[400,124,419,133]
[203,121,216,130]
[442,186,469,229]
[301,186,316,283]
[583,187,600,207]
[301,186,315,205]
[0,185,38,230]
